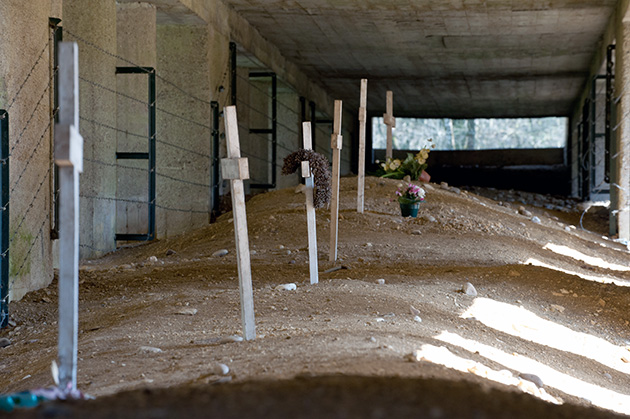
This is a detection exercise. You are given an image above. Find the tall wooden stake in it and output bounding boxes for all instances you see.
[221,105,256,340]
[330,100,342,262]
[55,42,83,391]
[383,90,395,160]
[357,79,367,213]
[302,122,318,284]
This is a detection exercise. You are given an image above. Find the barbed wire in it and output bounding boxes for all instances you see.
[7,167,51,251]
[64,28,212,106]
[6,72,57,162]
[4,40,50,113]
[9,119,52,195]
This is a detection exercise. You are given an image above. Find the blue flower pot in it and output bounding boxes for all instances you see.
[399,202,420,217]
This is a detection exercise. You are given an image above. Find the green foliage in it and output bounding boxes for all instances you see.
[372,117,566,150]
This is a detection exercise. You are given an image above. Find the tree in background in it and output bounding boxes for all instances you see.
[373,117,566,151]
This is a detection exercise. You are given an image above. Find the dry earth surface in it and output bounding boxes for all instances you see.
[2,176,630,418]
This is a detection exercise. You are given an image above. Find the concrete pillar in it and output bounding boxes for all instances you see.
[0,0,55,299]
[156,24,211,238]
[615,16,630,243]
[116,2,157,238]
[277,84,300,190]
[63,0,118,258]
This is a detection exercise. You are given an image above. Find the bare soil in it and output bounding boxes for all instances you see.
[2,176,630,418]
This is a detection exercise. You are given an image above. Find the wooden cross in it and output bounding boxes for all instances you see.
[357,79,367,213]
[55,42,83,392]
[383,90,395,160]
[301,122,318,284]
[221,105,256,341]
[329,100,342,262]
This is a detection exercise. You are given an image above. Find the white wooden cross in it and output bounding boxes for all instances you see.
[357,79,367,213]
[329,100,342,262]
[301,122,319,284]
[221,105,256,341]
[383,90,395,160]
[55,42,83,392]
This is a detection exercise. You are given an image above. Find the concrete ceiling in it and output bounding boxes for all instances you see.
[221,0,617,119]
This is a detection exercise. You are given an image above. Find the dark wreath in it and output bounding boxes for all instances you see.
[282,149,332,208]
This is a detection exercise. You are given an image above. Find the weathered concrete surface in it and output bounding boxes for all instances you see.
[615,2,630,242]
[0,0,56,300]
[116,2,157,239]
[155,24,211,238]
[63,0,118,258]
[221,0,618,119]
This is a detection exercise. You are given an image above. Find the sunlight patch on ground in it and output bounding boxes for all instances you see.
[430,331,630,415]
[409,343,560,404]
[525,258,630,287]
[543,243,630,272]
[461,298,630,374]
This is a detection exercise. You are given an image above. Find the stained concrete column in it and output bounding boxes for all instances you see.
[63,0,118,258]
[116,3,157,239]
[615,13,630,244]
[156,24,211,238]
[0,0,55,299]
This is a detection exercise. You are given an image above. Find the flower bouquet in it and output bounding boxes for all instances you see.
[376,139,434,182]
[395,182,425,217]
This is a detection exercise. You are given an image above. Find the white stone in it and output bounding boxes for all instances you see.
[211,363,230,376]
[413,315,422,323]
[176,308,198,316]
[212,249,229,257]
[148,256,158,263]
[531,216,541,224]
[140,346,163,353]
[376,278,385,285]
[462,282,477,296]
[275,283,297,291]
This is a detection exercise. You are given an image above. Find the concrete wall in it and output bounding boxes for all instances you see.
[64,0,118,258]
[155,24,211,238]
[0,0,57,300]
[116,2,157,238]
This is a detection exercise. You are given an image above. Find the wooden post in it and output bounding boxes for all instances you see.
[357,79,367,213]
[330,100,342,262]
[301,122,319,284]
[55,42,83,391]
[383,90,395,160]
[221,105,256,340]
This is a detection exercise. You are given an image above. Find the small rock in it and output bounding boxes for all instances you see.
[519,373,544,388]
[211,363,230,376]
[376,279,385,285]
[413,315,422,323]
[212,249,229,257]
[0,337,11,348]
[518,206,533,217]
[166,249,177,256]
[621,356,630,364]
[219,335,244,344]
[275,283,297,291]
[450,187,461,195]
[508,270,520,277]
[531,216,541,224]
[8,319,16,327]
[147,256,158,263]
[375,317,385,322]
[410,305,421,317]
[550,304,565,313]
[604,372,613,380]
[368,337,377,343]
[440,182,449,190]
[176,308,198,316]
[565,226,571,232]
[462,282,477,297]
[411,230,422,235]
[599,299,606,307]
[366,243,373,247]
[140,346,163,353]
